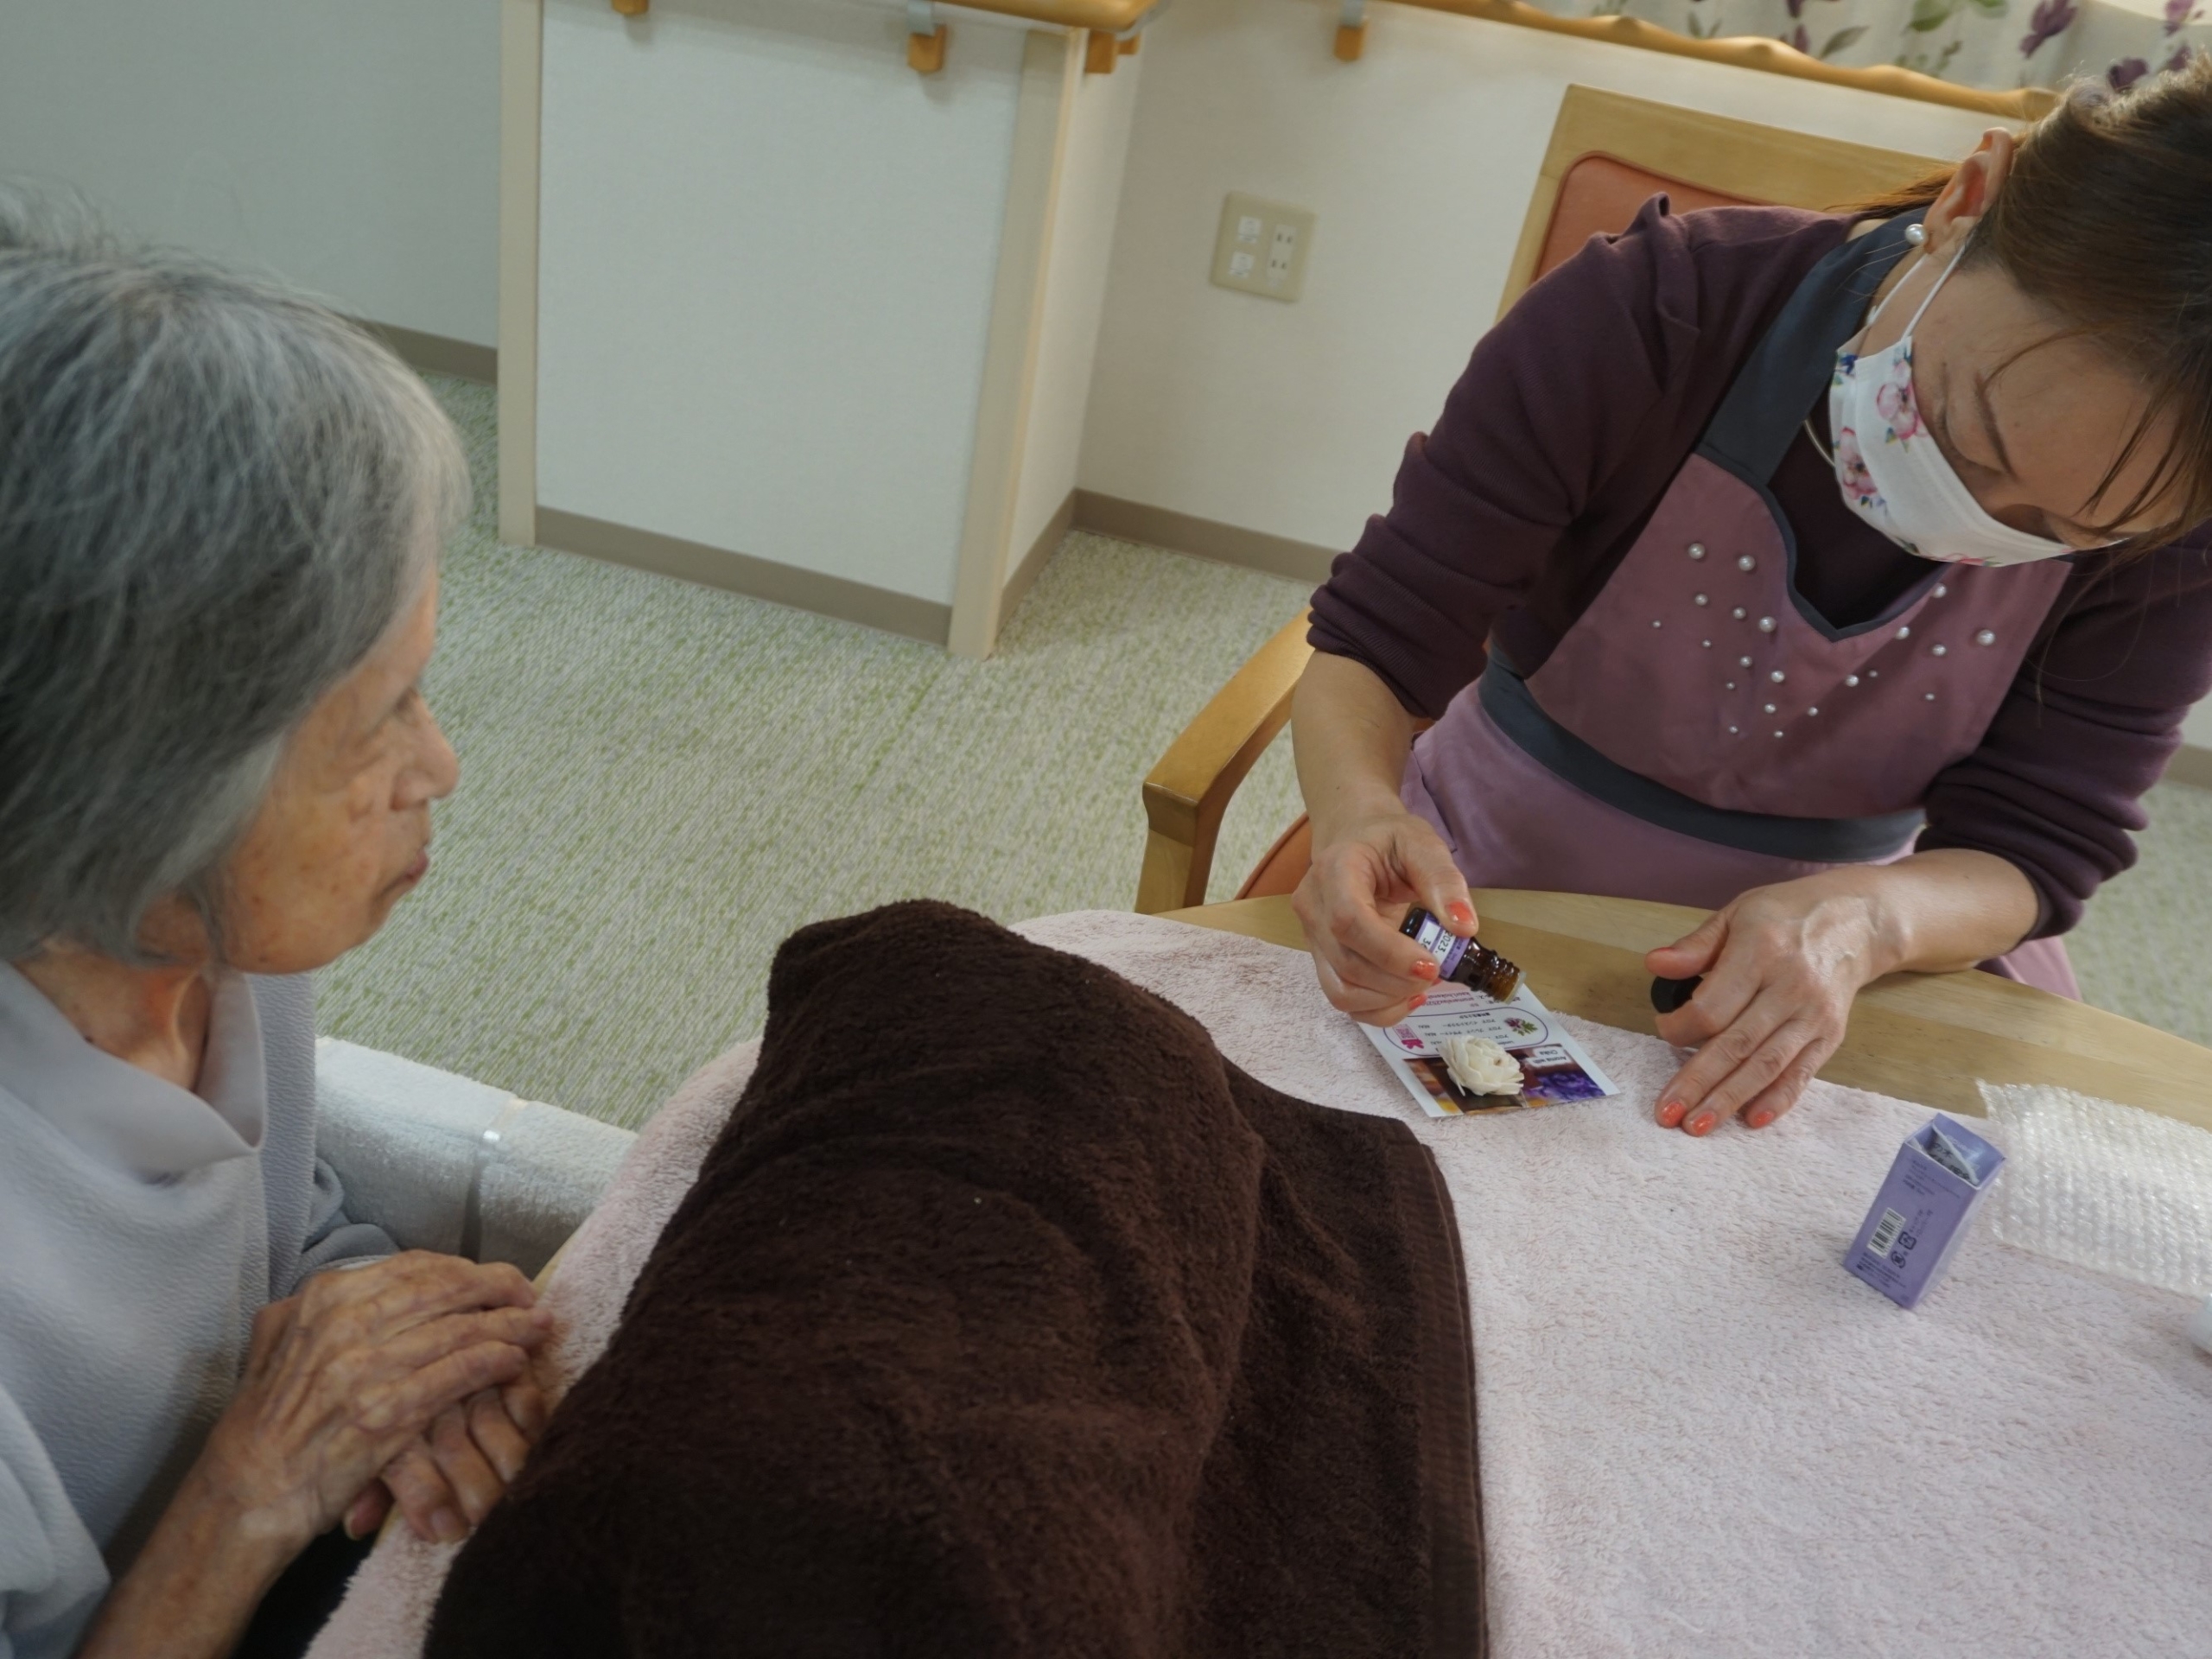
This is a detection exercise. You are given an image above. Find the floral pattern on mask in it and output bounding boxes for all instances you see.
[1834,426,1880,511]
[1824,239,2074,568]
[1872,346,1923,442]
[1829,349,1899,526]
[1830,347,1929,556]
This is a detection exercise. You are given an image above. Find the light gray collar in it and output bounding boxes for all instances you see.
[0,963,267,1180]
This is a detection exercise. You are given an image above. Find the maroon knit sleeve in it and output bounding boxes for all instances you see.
[1306,201,1696,717]
[1917,539,2212,937]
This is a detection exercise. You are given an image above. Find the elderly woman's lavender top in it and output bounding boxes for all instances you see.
[0,969,391,1659]
[1307,202,2212,937]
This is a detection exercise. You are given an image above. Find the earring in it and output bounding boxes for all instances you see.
[1904,222,1928,246]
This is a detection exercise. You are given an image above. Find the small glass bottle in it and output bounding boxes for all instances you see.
[1398,906,1523,1001]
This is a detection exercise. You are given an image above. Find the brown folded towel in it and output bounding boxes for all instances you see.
[429,902,1484,1657]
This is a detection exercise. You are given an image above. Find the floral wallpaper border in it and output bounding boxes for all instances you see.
[1554,0,2207,93]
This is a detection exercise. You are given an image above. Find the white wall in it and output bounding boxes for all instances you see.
[1080,0,2002,555]
[1007,46,1145,573]
[0,0,499,346]
[533,0,1032,607]
[2183,700,2212,749]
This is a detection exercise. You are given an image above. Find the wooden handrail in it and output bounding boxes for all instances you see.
[609,0,2053,111]
[613,0,1156,31]
[1337,0,2060,122]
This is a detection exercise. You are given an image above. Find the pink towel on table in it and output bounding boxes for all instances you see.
[306,1039,759,1659]
[311,912,2212,1659]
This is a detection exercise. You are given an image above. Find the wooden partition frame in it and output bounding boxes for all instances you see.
[498,1,1099,657]
[949,28,1087,658]
[498,0,543,549]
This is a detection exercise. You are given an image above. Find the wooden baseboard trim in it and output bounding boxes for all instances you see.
[1072,491,1336,585]
[1003,489,1077,620]
[2165,744,2212,791]
[359,320,499,384]
[535,508,952,646]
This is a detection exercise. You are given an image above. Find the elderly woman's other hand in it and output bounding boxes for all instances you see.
[197,1252,552,1549]
[340,1372,553,1545]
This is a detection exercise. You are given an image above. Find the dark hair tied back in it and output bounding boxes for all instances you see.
[1848,55,2212,547]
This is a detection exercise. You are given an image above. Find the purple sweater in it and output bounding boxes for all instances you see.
[1308,201,2212,938]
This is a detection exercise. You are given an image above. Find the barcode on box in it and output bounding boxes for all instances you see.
[1868,1208,1907,1257]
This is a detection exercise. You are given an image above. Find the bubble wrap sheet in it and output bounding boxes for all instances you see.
[1980,1080,2212,1300]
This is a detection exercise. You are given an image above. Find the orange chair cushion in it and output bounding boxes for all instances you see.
[1534,154,1754,287]
[1236,815,1313,901]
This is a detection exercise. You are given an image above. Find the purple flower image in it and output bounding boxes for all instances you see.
[1789,22,1811,50]
[2164,0,2200,37]
[2019,0,2078,56]
[2165,41,2201,73]
[2107,55,2151,89]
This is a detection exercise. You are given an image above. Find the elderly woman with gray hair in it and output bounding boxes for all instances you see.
[0,202,555,1658]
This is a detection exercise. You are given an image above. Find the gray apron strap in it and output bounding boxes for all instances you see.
[1697,209,1923,485]
[1478,658,1925,863]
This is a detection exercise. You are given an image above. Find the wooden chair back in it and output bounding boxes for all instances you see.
[1497,84,1944,319]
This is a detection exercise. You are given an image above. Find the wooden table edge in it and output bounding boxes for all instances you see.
[1160,893,2212,1132]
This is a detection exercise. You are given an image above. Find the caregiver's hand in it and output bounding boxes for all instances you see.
[1294,807,1477,1026]
[1290,650,1472,1027]
[1643,849,2040,1135]
[79,1253,552,1659]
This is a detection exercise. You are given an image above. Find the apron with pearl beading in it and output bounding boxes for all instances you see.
[1402,213,2078,994]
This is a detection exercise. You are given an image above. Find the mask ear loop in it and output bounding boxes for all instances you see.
[1868,237,1965,340]
[1898,245,1965,337]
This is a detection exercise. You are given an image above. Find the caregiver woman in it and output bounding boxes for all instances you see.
[1294,63,2212,1135]
[0,203,552,1657]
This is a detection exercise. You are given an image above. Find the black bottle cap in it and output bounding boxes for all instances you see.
[1649,975,1703,1015]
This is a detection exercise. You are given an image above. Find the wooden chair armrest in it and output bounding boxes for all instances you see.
[1136,611,1313,913]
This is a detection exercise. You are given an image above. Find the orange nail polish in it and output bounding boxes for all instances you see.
[1446,902,1475,926]
[1746,1109,1774,1128]
[1656,1099,1686,1128]
[1409,994,1427,1010]
[1688,1112,1717,1135]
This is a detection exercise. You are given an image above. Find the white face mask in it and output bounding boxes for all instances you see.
[1827,245,2087,568]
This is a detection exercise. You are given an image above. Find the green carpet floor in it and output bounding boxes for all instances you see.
[318,378,1310,1127]
[316,376,2212,1126]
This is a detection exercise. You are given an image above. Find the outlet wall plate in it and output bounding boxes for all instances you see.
[1211,192,1315,302]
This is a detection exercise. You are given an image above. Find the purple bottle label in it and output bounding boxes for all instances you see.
[1404,909,1471,979]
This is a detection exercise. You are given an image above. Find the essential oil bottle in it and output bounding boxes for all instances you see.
[1399,906,1524,1001]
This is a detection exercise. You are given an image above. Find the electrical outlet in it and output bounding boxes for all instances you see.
[1211,193,1314,302]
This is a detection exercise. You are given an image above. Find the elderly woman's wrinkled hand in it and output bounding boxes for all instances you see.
[195,1251,552,1553]
[340,1374,552,1546]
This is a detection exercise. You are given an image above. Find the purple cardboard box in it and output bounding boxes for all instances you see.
[1844,1114,2005,1310]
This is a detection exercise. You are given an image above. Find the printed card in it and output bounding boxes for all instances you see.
[1359,980,1619,1118]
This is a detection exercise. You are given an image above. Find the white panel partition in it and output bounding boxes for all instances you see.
[0,0,499,346]
[1081,0,1999,557]
[533,0,1028,612]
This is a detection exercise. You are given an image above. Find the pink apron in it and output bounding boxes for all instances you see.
[1404,214,2079,996]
